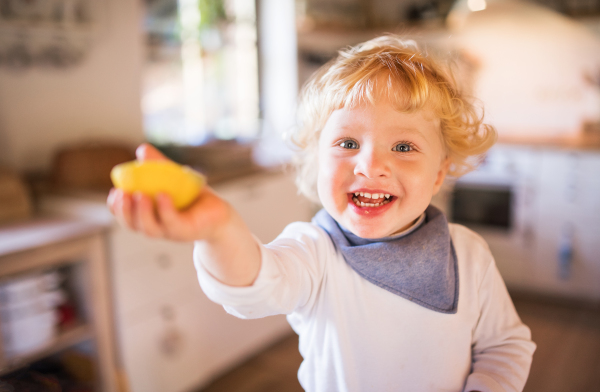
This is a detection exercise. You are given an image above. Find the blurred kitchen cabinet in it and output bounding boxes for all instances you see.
[452,146,600,301]
[0,220,118,391]
[531,150,600,299]
[40,170,314,392]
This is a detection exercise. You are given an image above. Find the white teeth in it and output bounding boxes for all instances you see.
[352,192,392,200]
[352,196,392,208]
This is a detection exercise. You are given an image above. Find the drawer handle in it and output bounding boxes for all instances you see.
[159,327,183,357]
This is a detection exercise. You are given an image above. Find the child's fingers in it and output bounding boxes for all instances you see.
[107,188,117,215]
[113,189,135,230]
[155,193,185,240]
[132,193,165,238]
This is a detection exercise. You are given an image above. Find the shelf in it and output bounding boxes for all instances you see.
[0,219,118,391]
[0,323,93,376]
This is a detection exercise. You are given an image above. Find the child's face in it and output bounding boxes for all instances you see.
[317,97,449,238]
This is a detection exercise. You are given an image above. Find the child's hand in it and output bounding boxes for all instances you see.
[107,143,231,243]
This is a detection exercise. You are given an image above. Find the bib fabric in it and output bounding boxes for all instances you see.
[313,205,459,314]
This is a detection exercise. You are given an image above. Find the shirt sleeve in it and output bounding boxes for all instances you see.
[194,222,330,319]
[463,258,537,392]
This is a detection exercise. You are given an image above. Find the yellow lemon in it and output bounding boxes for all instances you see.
[111,160,205,210]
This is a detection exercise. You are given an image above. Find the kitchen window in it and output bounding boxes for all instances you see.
[142,0,260,145]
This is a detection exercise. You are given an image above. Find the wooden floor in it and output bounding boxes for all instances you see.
[514,295,600,392]
[198,295,600,392]
[198,332,303,392]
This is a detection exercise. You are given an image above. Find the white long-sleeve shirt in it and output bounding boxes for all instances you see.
[195,221,535,392]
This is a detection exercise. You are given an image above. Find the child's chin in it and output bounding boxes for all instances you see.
[345,223,390,239]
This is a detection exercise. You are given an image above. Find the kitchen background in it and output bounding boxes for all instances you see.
[0,0,599,391]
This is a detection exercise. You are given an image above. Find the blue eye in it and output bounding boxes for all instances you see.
[339,140,359,149]
[393,143,413,152]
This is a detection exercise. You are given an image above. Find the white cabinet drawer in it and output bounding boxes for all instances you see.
[109,229,198,318]
[119,289,291,392]
[109,227,192,272]
[120,293,210,392]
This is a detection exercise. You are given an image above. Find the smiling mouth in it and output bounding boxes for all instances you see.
[351,192,393,207]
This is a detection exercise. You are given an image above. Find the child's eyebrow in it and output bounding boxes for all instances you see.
[393,127,426,139]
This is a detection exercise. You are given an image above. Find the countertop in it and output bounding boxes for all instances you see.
[0,218,107,258]
[497,128,600,151]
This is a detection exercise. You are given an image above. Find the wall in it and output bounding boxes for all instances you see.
[0,0,145,173]
[449,1,600,137]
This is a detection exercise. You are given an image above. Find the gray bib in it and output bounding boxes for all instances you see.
[313,205,459,314]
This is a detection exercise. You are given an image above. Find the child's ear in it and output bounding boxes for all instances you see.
[432,158,450,195]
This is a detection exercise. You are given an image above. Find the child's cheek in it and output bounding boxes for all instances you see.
[316,167,333,197]
[316,148,338,184]
[316,163,342,212]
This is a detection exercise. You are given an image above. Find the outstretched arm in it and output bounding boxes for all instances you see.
[107,143,261,287]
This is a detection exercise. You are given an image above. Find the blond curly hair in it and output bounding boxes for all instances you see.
[289,35,496,203]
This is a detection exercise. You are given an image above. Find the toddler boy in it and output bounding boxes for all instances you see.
[109,35,535,392]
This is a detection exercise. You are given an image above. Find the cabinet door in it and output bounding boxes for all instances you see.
[120,292,213,392]
[534,150,600,299]
[109,228,199,320]
[120,289,290,392]
[482,146,539,288]
[572,152,600,298]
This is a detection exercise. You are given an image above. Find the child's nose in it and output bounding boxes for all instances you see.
[354,149,391,179]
